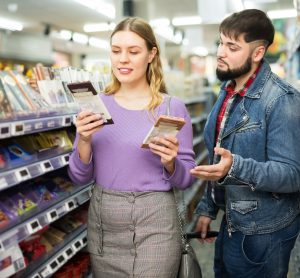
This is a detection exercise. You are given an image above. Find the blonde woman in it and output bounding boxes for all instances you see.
[68,17,195,277]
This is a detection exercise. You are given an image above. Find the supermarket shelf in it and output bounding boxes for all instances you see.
[0,113,76,139]
[193,135,203,147]
[0,184,92,252]
[183,179,205,209]
[18,225,87,278]
[191,114,207,125]
[0,151,71,192]
[196,149,209,165]
[183,95,208,106]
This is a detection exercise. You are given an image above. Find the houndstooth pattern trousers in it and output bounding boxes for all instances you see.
[87,185,182,278]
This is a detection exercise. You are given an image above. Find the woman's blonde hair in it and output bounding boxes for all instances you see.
[104,17,168,111]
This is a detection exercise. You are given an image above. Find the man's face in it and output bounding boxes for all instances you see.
[216,33,253,81]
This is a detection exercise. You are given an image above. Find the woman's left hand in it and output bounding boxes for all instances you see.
[149,135,179,174]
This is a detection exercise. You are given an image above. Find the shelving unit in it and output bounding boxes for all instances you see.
[177,90,215,231]
[0,109,91,278]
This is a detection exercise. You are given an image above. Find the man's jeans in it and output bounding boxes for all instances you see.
[214,215,300,278]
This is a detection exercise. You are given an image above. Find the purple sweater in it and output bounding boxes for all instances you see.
[68,94,196,192]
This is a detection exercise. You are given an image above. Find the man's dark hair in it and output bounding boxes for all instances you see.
[219,9,275,48]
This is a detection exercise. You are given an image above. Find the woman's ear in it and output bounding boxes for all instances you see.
[253,45,266,62]
[148,47,157,63]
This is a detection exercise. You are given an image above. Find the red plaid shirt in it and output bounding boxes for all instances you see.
[215,64,261,145]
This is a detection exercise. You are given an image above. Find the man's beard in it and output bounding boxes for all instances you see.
[216,56,252,81]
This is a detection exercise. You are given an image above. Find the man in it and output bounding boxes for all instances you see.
[191,9,300,278]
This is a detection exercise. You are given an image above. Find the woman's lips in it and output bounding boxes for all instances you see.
[118,68,132,74]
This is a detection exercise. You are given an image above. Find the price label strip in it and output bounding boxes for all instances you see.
[61,154,70,166]
[0,124,10,138]
[46,209,58,223]
[56,254,66,266]
[26,219,42,234]
[34,121,43,130]
[63,116,72,126]
[41,160,54,173]
[15,167,31,183]
[11,122,25,136]
[0,177,8,191]
[47,120,55,128]
[65,199,76,212]
[64,247,74,259]
[72,239,82,251]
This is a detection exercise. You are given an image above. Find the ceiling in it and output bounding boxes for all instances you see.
[0,0,296,57]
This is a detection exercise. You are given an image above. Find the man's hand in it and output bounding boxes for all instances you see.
[195,215,215,243]
[190,147,233,181]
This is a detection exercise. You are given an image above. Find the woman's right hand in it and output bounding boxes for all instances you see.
[75,110,104,143]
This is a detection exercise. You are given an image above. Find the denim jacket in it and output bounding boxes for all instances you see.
[195,59,300,235]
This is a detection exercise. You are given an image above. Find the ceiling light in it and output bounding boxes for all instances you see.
[72,32,89,44]
[0,17,23,31]
[192,46,209,56]
[89,37,110,49]
[59,29,72,40]
[73,0,115,19]
[149,18,170,28]
[84,22,116,32]
[267,9,297,19]
[172,16,202,26]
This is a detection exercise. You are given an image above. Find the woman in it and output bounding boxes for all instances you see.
[68,17,195,278]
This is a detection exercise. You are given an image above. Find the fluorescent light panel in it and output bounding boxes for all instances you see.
[149,18,170,28]
[84,22,116,32]
[73,0,115,19]
[0,17,23,31]
[267,9,297,19]
[89,37,110,49]
[172,16,202,26]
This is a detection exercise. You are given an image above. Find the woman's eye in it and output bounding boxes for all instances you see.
[130,51,138,55]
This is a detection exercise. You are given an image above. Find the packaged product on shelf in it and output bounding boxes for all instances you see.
[0,79,14,120]
[0,204,11,229]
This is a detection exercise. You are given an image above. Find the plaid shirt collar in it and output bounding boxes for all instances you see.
[224,62,262,97]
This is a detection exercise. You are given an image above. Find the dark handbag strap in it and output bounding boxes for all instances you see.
[164,95,189,250]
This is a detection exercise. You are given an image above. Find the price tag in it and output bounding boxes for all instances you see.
[26,219,42,234]
[0,124,10,138]
[30,274,41,278]
[11,122,25,136]
[72,240,82,251]
[49,259,59,272]
[0,240,3,252]
[46,209,58,223]
[65,199,76,212]
[64,247,74,259]
[82,236,87,246]
[56,254,66,266]
[41,160,53,173]
[61,154,69,166]
[0,177,8,191]
[47,120,55,128]
[34,121,43,130]
[40,265,52,277]
[63,116,72,126]
[15,167,31,182]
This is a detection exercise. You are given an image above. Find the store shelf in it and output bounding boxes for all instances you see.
[0,151,71,191]
[0,184,92,252]
[183,95,208,106]
[196,149,208,165]
[193,135,203,147]
[0,114,76,139]
[191,114,207,125]
[16,225,87,278]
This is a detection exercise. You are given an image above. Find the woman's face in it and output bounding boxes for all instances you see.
[110,30,156,86]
